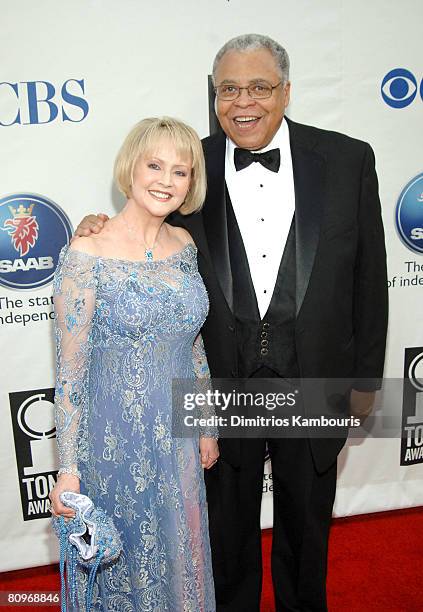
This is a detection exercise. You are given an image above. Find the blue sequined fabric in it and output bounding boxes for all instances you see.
[53,244,216,611]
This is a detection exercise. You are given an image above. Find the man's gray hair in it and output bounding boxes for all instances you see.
[212,33,290,84]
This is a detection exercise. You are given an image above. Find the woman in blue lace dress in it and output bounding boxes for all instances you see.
[49,117,219,611]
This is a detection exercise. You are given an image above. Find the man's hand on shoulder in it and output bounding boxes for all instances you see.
[72,213,109,242]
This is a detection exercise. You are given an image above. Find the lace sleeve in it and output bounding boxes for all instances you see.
[53,247,98,478]
[192,333,218,439]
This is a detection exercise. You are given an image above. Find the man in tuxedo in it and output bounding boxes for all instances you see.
[76,34,388,612]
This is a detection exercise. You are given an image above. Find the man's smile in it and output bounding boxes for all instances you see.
[232,115,262,132]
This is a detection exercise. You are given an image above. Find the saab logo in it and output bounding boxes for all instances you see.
[401,348,423,466]
[381,69,423,108]
[0,193,72,289]
[9,388,58,520]
[0,79,89,125]
[395,174,423,254]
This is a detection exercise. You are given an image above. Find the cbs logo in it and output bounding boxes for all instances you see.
[0,78,89,125]
[381,69,423,108]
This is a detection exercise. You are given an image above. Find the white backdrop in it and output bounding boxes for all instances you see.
[0,0,422,571]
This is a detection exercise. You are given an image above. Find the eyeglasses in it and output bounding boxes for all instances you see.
[214,80,283,101]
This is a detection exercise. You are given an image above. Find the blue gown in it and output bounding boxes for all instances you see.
[53,244,216,611]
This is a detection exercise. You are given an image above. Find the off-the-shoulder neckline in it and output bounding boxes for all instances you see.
[64,242,196,265]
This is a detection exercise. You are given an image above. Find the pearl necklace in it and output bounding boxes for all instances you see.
[121,215,162,261]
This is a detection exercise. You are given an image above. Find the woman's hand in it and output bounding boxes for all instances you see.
[72,213,109,241]
[49,474,80,519]
[350,389,376,423]
[199,437,219,469]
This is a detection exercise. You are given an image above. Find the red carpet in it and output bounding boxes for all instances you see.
[0,507,422,611]
[261,507,423,611]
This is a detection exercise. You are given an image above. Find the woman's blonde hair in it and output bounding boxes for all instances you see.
[114,116,206,215]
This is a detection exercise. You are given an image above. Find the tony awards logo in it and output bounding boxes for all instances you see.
[9,388,58,520]
[401,349,423,465]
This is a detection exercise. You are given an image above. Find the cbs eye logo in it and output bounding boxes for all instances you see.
[381,69,423,108]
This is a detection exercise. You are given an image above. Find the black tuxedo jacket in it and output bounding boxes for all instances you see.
[170,117,388,472]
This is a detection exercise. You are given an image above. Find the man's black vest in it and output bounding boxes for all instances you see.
[226,193,299,379]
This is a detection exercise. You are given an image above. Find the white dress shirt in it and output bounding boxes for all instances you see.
[225,118,295,319]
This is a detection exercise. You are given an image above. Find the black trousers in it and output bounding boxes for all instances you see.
[205,434,337,611]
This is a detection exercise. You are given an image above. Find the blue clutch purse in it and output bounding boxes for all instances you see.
[52,491,122,612]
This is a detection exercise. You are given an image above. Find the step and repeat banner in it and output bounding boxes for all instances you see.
[1,0,422,571]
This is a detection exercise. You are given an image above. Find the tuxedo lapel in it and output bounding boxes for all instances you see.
[179,122,325,320]
[169,132,233,311]
[287,119,326,316]
[201,132,234,312]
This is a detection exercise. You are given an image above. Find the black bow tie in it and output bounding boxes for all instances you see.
[234,147,280,173]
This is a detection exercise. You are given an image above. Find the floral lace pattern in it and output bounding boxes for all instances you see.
[53,244,216,611]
